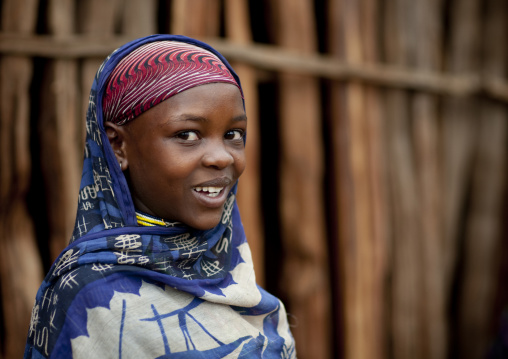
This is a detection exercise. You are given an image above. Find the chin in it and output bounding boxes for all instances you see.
[187,213,223,231]
[192,220,221,231]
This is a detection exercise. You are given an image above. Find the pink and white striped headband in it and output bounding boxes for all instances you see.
[103,41,242,125]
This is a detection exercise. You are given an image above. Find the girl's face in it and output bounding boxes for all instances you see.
[107,83,246,230]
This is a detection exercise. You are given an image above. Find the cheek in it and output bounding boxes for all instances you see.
[162,152,202,178]
[234,149,247,177]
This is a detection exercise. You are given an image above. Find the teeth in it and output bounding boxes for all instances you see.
[194,186,223,197]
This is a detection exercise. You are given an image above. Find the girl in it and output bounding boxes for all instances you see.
[25,34,295,358]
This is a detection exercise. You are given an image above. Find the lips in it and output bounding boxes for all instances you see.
[194,176,232,188]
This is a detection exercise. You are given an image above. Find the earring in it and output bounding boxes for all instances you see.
[119,161,122,169]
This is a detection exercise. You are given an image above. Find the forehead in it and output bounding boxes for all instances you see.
[125,83,245,131]
[165,83,244,112]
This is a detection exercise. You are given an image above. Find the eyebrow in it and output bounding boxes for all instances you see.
[172,114,208,123]
[167,113,247,125]
[232,114,248,122]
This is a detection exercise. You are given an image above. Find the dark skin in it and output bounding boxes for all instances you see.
[105,83,247,230]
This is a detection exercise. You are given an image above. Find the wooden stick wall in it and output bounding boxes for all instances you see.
[0,1,43,358]
[0,1,507,358]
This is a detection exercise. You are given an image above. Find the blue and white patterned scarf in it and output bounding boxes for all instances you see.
[24,34,295,359]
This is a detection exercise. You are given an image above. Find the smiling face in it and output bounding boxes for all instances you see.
[105,83,246,230]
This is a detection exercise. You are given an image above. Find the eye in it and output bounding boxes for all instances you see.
[176,131,200,141]
[224,129,244,140]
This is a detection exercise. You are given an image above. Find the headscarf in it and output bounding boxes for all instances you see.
[24,35,295,358]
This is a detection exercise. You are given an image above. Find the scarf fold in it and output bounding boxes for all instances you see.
[24,34,295,359]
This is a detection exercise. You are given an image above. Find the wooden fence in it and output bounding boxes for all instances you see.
[0,0,507,358]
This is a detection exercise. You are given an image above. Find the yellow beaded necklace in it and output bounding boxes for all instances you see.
[135,211,179,227]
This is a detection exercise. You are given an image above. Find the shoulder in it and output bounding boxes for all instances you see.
[26,264,155,358]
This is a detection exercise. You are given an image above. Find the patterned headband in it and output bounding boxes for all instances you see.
[103,41,242,125]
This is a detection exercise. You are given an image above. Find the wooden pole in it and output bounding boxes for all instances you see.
[329,0,388,357]
[78,0,123,139]
[458,0,508,357]
[327,3,353,357]
[224,0,265,286]
[171,0,220,38]
[274,0,332,357]
[383,0,424,358]
[39,0,81,261]
[442,0,482,294]
[0,0,43,357]
[411,1,447,358]
[121,0,157,38]
[360,0,389,357]
[1,34,508,103]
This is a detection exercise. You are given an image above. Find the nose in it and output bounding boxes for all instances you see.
[202,141,234,170]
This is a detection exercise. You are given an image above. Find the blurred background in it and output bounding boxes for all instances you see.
[0,0,507,358]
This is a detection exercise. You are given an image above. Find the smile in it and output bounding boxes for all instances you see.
[192,177,232,207]
[193,186,224,198]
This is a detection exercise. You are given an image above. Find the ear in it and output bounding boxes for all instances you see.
[105,121,129,171]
